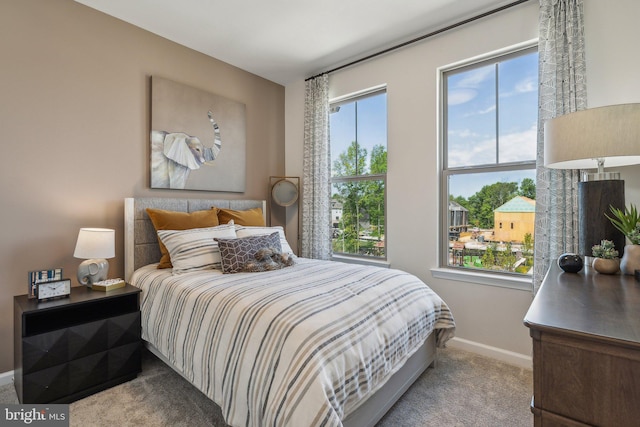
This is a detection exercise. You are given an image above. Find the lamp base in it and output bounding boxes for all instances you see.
[578,180,625,257]
[77,258,109,286]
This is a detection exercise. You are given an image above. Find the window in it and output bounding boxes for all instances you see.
[442,46,537,275]
[330,89,387,259]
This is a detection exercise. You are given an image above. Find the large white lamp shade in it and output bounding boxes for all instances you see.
[543,103,640,256]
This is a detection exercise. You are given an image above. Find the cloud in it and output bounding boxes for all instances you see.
[448,88,477,105]
[447,66,494,106]
[515,76,537,93]
[448,129,482,139]
[447,136,495,167]
[500,75,537,98]
[456,66,493,88]
[463,104,495,117]
[498,123,537,162]
[447,123,537,167]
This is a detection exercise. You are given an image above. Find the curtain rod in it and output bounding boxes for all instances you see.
[305,0,532,81]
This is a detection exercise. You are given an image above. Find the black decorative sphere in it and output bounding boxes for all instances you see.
[558,253,584,273]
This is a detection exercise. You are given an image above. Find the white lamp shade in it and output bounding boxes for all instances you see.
[73,228,115,259]
[544,103,640,169]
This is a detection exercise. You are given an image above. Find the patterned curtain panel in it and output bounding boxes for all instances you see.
[301,75,332,259]
[533,0,587,293]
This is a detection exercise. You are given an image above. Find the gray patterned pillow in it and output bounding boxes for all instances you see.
[215,232,281,274]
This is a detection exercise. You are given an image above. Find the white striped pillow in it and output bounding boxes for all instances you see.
[157,224,237,274]
[234,225,296,256]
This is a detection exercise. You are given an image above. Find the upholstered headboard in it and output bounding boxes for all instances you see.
[124,197,266,282]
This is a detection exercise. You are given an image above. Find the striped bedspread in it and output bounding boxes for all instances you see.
[131,258,455,427]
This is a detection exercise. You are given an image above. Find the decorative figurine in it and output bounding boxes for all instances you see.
[557,253,584,273]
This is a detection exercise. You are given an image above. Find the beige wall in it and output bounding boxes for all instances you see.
[0,0,285,373]
[285,0,640,363]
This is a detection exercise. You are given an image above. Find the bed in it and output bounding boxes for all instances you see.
[124,197,455,427]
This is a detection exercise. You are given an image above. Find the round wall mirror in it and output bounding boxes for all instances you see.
[272,179,299,207]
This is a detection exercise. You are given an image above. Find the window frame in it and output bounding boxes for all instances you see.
[436,41,538,289]
[329,86,388,263]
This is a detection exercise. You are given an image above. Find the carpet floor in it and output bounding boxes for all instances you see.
[1,347,533,426]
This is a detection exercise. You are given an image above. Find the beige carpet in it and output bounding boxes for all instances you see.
[1,347,532,426]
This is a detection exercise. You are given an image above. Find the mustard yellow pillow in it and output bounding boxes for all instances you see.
[146,207,219,269]
[217,207,265,226]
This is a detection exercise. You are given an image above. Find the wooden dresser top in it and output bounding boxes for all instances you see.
[524,263,640,346]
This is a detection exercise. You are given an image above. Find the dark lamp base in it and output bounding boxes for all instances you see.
[578,180,625,257]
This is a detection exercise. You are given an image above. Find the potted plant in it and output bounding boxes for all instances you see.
[591,240,620,274]
[606,204,640,275]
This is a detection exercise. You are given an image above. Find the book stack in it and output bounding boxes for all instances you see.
[91,278,126,292]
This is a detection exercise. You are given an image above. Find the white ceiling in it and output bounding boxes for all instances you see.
[75,0,517,85]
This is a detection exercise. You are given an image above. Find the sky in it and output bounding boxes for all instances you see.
[447,51,538,198]
[329,92,387,176]
[328,50,538,199]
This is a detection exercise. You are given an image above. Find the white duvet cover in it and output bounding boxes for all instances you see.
[131,258,455,427]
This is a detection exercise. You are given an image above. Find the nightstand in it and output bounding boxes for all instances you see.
[14,284,142,404]
[524,264,640,426]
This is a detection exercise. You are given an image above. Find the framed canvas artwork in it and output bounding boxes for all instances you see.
[150,76,246,192]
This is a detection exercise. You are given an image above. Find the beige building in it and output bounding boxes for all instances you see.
[493,196,535,243]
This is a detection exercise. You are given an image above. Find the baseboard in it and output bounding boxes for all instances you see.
[0,370,14,387]
[447,337,532,370]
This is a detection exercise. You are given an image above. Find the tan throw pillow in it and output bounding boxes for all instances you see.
[217,207,265,226]
[146,207,219,268]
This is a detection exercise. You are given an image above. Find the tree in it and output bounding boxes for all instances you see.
[466,182,519,229]
[519,178,536,199]
[498,241,516,272]
[450,195,470,209]
[363,145,386,239]
[523,233,533,255]
[482,243,497,268]
[369,145,387,174]
[332,142,387,256]
[333,141,367,177]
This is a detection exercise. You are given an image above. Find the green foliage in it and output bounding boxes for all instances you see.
[465,182,519,229]
[523,233,534,255]
[481,243,497,268]
[333,141,367,177]
[332,141,386,256]
[451,179,536,230]
[519,178,536,199]
[606,204,640,244]
[497,242,516,272]
[369,145,387,174]
[592,240,619,259]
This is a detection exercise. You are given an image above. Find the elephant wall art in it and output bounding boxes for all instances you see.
[150,76,246,192]
[151,111,221,189]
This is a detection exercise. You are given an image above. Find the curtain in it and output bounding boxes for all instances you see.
[301,74,332,259]
[533,0,587,293]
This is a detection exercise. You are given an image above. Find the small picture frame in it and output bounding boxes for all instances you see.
[28,268,63,299]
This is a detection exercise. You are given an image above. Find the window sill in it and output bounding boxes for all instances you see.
[430,267,532,292]
[331,254,390,268]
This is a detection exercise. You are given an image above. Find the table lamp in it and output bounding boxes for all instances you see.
[73,228,115,285]
[544,103,640,256]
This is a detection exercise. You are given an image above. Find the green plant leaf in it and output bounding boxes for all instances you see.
[606,204,640,239]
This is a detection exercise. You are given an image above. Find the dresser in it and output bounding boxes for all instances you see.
[524,263,640,426]
[14,285,142,404]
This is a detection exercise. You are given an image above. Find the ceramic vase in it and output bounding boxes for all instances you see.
[592,257,619,275]
[620,244,640,275]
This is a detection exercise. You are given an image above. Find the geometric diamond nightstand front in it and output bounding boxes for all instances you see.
[14,285,141,404]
